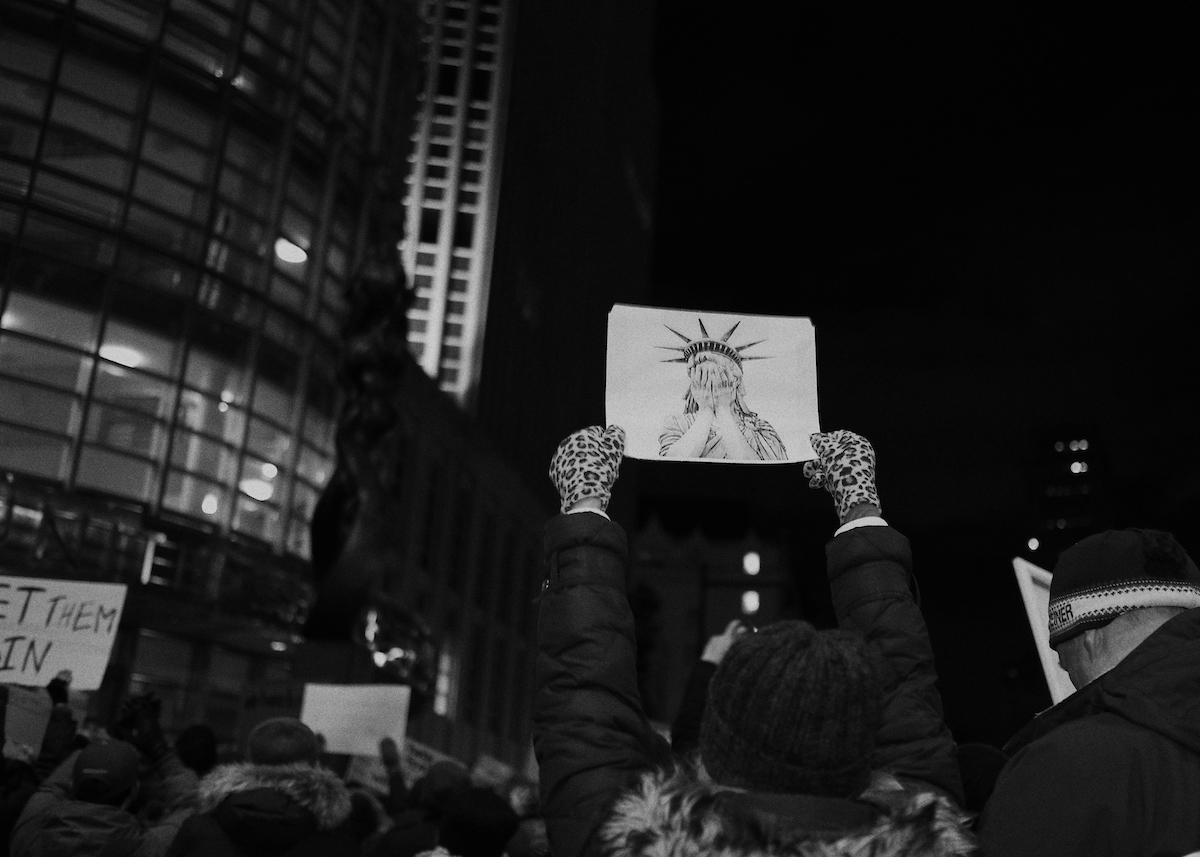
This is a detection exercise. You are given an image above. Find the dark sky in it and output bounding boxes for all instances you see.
[622,6,1200,743]
[639,6,1199,542]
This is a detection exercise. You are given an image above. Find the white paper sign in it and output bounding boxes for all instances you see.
[1012,557,1076,704]
[300,684,410,756]
[606,304,819,463]
[0,576,127,690]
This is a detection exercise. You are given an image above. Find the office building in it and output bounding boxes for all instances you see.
[0,0,421,741]
[401,0,512,406]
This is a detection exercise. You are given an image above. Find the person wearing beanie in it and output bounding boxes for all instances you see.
[534,426,972,857]
[165,716,359,857]
[10,699,199,857]
[979,528,1200,856]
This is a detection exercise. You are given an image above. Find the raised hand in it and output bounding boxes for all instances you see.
[549,425,626,513]
[803,430,882,524]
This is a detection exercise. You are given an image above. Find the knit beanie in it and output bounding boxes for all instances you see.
[1048,528,1200,647]
[698,620,882,797]
[247,717,320,765]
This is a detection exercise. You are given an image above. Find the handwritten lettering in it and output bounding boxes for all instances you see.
[0,574,127,690]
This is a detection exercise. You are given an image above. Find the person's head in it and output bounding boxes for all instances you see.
[72,740,140,808]
[1049,528,1200,688]
[698,620,883,798]
[175,723,218,777]
[438,786,520,857]
[246,717,320,766]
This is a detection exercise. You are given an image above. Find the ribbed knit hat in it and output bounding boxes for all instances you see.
[698,621,882,797]
[1048,528,1200,647]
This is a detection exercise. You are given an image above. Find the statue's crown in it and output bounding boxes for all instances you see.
[658,318,769,367]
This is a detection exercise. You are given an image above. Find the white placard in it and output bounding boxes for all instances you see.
[300,684,410,756]
[0,576,127,690]
[1012,557,1077,704]
[1,685,52,760]
[606,304,819,463]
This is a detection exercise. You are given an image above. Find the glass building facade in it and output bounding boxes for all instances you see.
[0,0,417,556]
[0,0,420,738]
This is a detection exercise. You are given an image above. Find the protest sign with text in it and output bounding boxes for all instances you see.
[0,576,127,690]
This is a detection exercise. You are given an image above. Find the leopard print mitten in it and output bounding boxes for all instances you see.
[549,425,626,513]
[802,430,882,523]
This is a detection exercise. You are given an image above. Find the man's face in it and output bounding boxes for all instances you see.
[1054,634,1091,689]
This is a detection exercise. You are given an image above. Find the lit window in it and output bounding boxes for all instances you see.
[1027,538,1039,551]
[741,590,760,615]
[742,551,760,575]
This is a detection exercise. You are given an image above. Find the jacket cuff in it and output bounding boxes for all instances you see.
[543,512,629,592]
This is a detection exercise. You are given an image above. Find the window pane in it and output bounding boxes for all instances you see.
[0,31,56,78]
[41,130,131,190]
[183,348,249,408]
[0,424,71,481]
[76,445,157,502]
[170,427,239,482]
[101,320,180,378]
[2,292,100,351]
[148,88,215,145]
[0,70,49,118]
[0,334,92,391]
[232,494,281,543]
[251,375,294,425]
[59,54,141,110]
[141,128,212,184]
[177,390,247,446]
[246,417,291,464]
[0,377,83,436]
[164,469,227,520]
[295,444,330,487]
[92,364,173,420]
[49,94,135,150]
[32,172,123,227]
[83,401,165,458]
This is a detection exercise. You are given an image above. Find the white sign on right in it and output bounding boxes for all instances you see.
[1012,557,1077,704]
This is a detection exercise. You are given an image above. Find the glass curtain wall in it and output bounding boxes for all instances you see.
[0,0,399,559]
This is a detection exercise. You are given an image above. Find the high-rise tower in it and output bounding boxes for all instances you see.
[401,0,512,406]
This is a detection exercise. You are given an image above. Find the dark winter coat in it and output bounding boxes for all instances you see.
[165,761,358,857]
[978,606,1200,856]
[9,749,197,857]
[533,512,969,857]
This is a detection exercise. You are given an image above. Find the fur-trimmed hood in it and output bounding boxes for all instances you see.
[592,769,975,857]
[197,761,352,831]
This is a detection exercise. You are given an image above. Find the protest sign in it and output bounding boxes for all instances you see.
[1,684,52,760]
[1012,557,1076,704]
[399,737,462,788]
[299,684,410,757]
[0,576,127,690]
[344,754,392,794]
[606,304,819,463]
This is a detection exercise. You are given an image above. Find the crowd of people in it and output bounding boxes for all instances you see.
[0,682,544,856]
[538,422,1200,856]
[3,418,1198,856]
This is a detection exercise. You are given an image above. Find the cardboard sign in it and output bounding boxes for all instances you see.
[344,754,392,794]
[399,736,462,788]
[0,576,127,690]
[606,304,819,463]
[1,684,52,761]
[1012,557,1076,704]
[299,684,410,757]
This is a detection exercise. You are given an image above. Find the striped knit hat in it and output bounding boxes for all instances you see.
[1048,528,1200,647]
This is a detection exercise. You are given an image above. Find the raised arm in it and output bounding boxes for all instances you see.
[534,426,671,857]
[805,430,964,804]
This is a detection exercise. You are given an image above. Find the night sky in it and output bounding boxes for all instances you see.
[630,7,1199,742]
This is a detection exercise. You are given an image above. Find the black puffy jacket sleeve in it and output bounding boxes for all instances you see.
[533,512,671,857]
[826,526,964,805]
